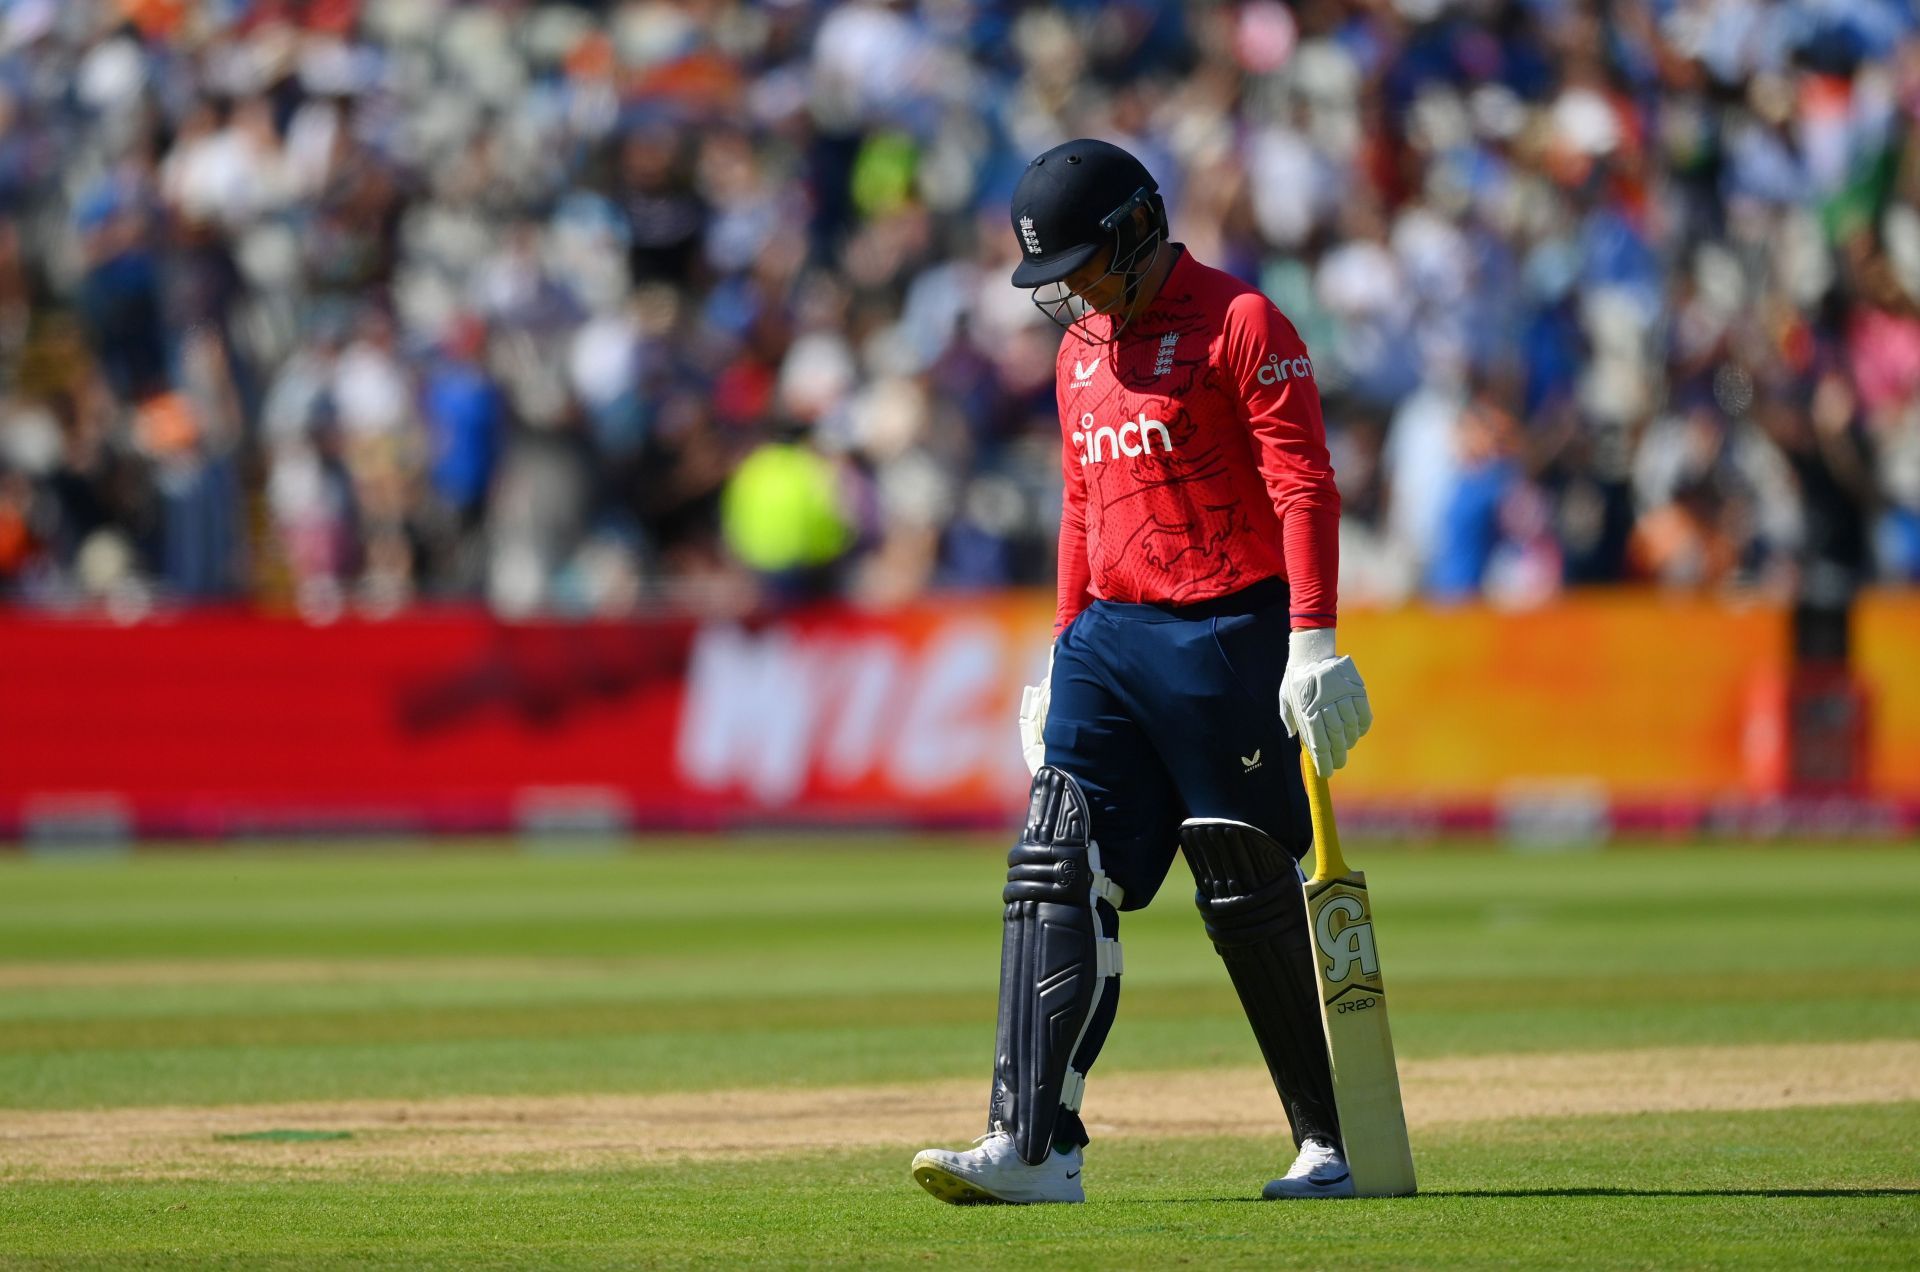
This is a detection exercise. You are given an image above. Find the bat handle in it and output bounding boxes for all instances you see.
[1300,747,1349,883]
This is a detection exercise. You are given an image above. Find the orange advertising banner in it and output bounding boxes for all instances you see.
[1332,595,1788,802]
[1856,590,1920,795]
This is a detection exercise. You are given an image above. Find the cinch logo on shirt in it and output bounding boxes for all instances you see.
[1074,410,1173,464]
[1256,352,1313,385]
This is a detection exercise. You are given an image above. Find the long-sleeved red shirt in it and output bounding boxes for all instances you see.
[1052,247,1340,635]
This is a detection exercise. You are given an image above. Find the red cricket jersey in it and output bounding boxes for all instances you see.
[1052,247,1340,635]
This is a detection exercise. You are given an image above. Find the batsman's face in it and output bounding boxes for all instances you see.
[1061,245,1125,310]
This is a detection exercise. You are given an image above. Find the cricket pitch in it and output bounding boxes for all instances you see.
[4,1039,1915,1182]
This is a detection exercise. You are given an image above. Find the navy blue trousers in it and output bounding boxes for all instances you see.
[1042,577,1312,1128]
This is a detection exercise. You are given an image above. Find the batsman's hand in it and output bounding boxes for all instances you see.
[1279,627,1373,777]
[1017,645,1053,776]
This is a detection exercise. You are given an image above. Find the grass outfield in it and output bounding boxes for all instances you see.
[1,838,1917,1268]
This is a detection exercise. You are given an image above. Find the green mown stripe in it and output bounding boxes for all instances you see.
[5,968,1920,1052]
[2,842,1917,1109]
[4,1006,1916,1111]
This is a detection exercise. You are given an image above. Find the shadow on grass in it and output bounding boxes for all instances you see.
[1407,1188,1920,1199]
[1130,1187,1920,1204]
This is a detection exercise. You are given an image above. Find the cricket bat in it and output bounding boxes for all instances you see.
[1299,748,1417,1197]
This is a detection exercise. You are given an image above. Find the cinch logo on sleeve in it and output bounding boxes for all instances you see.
[1074,410,1173,464]
[1256,352,1313,386]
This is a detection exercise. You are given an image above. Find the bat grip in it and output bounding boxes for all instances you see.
[1300,747,1348,883]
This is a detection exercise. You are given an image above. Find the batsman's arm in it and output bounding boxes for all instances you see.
[1220,292,1340,632]
[1054,408,1093,638]
[1029,383,1090,772]
[1220,295,1371,773]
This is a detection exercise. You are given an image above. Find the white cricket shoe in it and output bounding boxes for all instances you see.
[911,1133,1085,1205]
[1262,1136,1355,1199]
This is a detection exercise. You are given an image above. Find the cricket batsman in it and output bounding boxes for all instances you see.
[911,140,1373,1204]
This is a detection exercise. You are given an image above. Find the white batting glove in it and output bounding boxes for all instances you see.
[1279,627,1373,777]
[1017,645,1053,776]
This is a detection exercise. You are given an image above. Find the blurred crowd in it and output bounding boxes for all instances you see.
[1,0,1918,619]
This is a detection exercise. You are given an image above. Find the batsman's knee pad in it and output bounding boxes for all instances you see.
[1181,817,1339,1148]
[1184,818,1310,951]
[989,766,1124,1165]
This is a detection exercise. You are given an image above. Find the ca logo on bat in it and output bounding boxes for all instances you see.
[1315,894,1380,985]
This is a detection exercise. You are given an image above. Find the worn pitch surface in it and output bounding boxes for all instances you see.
[3,1040,1916,1181]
